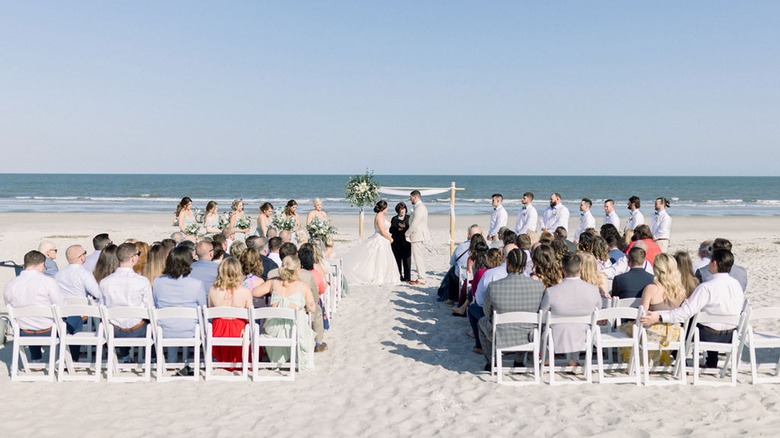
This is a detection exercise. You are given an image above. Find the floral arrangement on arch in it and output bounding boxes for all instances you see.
[307,217,337,243]
[272,208,297,231]
[345,170,380,208]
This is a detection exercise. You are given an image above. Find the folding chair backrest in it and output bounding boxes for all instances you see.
[601,297,612,309]
[102,306,150,321]
[747,306,780,322]
[251,307,296,321]
[494,310,541,327]
[592,306,640,325]
[8,305,56,320]
[155,307,200,321]
[613,297,642,308]
[694,312,741,327]
[57,304,102,319]
[547,312,594,325]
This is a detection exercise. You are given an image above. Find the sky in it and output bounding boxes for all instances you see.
[1,1,779,176]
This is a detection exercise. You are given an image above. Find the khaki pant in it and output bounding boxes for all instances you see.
[624,229,634,246]
[411,241,426,282]
[526,230,538,245]
[655,239,670,253]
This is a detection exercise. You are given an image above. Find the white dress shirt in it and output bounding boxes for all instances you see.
[268,252,282,268]
[604,211,620,231]
[56,263,101,301]
[4,269,64,330]
[487,205,508,239]
[541,204,570,233]
[575,210,596,242]
[693,257,711,272]
[100,267,154,328]
[651,209,672,240]
[514,204,539,234]
[667,273,744,330]
[83,250,101,272]
[625,209,644,232]
[474,263,508,306]
[450,240,470,277]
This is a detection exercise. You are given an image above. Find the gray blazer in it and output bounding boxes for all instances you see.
[540,277,601,354]
[481,274,546,349]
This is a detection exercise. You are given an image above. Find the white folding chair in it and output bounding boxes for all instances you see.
[741,306,780,384]
[321,285,332,323]
[202,306,250,381]
[491,310,543,385]
[151,307,203,382]
[638,308,687,386]
[53,304,105,382]
[691,312,743,386]
[612,297,642,308]
[7,305,59,382]
[64,297,90,306]
[541,311,595,385]
[250,307,297,382]
[327,258,344,305]
[592,307,641,385]
[99,306,153,382]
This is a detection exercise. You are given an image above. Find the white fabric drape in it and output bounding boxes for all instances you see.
[378,188,450,197]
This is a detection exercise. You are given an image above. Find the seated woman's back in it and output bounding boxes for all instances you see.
[270,279,309,309]
[209,285,252,308]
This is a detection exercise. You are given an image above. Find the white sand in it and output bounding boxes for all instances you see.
[2,212,780,436]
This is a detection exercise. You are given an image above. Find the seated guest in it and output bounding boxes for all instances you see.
[266,227,279,238]
[144,243,170,285]
[610,247,654,299]
[246,236,276,280]
[4,250,64,362]
[100,243,154,362]
[295,229,310,246]
[153,246,208,365]
[554,227,577,253]
[468,244,515,354]
[55,245,102,360]
[539,253,601,366]
[253,256,316,371]
[171,231,184,244]
[477,248,546,371]
[578,252,608,297]
[694,240,713,271]
[620,253,687,366]
[451,240,492,316]
[93,244,119,284]
[605,235,626,265]
[133,241,150,276]
[695,238,748,291]
[531,244,562,288]
[208,258,253,366]
[625,225,662,265]
[190,241,219,288]
[550,239,569,266]
[230,240,246,259]
[516,234,534,276]
[240,248,265,308]
[642,249,744,368]
[674,251,700,297]
[84,233,111,272]
[589,236,612,271]
[267,237,283,267]
[38,240,59,277]
[280,230,292,244]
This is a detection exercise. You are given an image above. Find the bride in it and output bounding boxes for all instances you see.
[342,200,401,286]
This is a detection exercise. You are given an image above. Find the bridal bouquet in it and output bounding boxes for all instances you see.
[272,208,297,231]
[346,170,380,208]
[218,213,230,230]
[194,208,204,224]
[307,217,337,243]
[184,223,201,236]
[235,215,252,230]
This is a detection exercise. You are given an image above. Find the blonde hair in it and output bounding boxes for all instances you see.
[230,240,246,259]
[231,199,242,211]
[652,253,686,306]
[578,252,605,290]
[279,256,300,284]
[213,258,243,290]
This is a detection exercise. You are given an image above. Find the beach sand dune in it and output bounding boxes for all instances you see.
[2,213,780,436]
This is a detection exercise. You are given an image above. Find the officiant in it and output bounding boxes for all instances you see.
[389,202,412,282]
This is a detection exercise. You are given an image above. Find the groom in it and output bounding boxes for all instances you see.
[406,190,431,285]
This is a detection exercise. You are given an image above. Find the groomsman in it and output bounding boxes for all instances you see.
[575,198,596,243]
[624,195,644,243]
[407,190,431,285]
[541,193,570,234]
[651,197,672,252]
[514,192,538,242]
[603,199,620,231]
[487,194,507,243]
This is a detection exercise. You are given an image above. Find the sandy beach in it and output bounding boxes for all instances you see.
[2,212,780,436]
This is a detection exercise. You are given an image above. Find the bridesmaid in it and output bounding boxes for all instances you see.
[389,202,412,282]
[306,198,329,226]
[256,202,274,237]
[283,200,301,233]
[176,197,196,233]
[229,199,250,236]
[203,201,220,235]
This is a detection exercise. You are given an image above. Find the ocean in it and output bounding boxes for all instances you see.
[1,174,779,218]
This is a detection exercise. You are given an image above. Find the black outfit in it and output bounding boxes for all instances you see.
[390,214,412,282]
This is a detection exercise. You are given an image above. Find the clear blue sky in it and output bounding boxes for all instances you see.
[2,1,778,175]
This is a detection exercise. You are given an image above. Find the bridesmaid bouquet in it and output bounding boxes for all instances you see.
[218,213,230,230]
[272,208,297,231]
[345,170,380,208]
[235,215,252,230]
[184,223,201,236]
[307,217,337,242]
[194,208,204,224]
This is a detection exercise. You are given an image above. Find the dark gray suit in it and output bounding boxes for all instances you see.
[478,273,546,361]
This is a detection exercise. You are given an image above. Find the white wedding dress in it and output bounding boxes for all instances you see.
[342,217,401,286]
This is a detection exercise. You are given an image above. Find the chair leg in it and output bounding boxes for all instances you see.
[47,344,57,382]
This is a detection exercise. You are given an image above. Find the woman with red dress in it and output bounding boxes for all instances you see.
[208,258,253,365]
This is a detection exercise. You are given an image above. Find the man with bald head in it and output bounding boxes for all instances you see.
[190,241,219,288]
[55,244,102,358]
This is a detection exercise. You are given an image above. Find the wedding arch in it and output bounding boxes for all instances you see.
[378,181,465,255]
